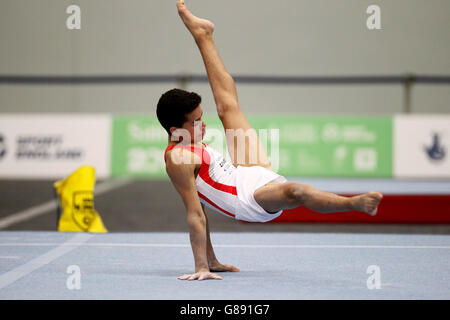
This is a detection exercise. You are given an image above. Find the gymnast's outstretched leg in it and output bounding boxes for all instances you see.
[254,181,383,216]
[177,0,272,170]
[177,0,383,218]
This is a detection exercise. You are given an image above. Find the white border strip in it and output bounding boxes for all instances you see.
[0,233,93,290]
[0,242,449,249]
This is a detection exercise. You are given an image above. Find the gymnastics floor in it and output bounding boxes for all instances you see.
[0,231,449,300]
[0,178,449,300]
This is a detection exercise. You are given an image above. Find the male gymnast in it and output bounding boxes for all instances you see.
[156,0,383,281]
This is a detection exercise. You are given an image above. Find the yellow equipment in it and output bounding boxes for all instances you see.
[54,165,107,233]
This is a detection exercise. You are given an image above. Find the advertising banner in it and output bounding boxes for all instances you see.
[111,116,168,178]
[0,114,111,179]
[249,116,393,177]
[111,115,393,178]
[3,113,450,181]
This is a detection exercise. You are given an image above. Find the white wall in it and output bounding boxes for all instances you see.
[0,0,449,115]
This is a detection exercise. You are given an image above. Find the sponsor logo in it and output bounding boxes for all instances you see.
[72,191,95,231]
[424,132,446,162]
[15,135,83,160]
[0,134,6,160]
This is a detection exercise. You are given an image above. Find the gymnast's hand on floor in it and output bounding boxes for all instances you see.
[177,262,239,281]
[178,269,223,281]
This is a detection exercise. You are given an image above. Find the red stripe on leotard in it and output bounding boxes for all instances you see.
[164,143,237,195]
[198,191,236,218]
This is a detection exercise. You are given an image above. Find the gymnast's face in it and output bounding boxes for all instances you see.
[171,104,206,144]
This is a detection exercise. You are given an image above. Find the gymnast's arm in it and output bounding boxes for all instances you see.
[202,204,218,264]
[165,148,222,280]
[202,204,240,273]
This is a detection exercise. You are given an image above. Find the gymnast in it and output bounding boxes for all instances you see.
[156,0,383,281]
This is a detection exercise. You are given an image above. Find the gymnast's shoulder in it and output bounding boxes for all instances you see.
[165,147,201,176]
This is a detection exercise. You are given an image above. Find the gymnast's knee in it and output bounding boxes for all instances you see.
[285,182,311,205]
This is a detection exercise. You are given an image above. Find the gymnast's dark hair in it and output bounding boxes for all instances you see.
[156,88,202,136]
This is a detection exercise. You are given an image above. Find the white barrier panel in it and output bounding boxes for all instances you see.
[0,114,111,179]
[394,115,450,179]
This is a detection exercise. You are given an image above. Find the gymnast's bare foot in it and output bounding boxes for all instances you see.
[352,192,383,216]
[177,0,215,40]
